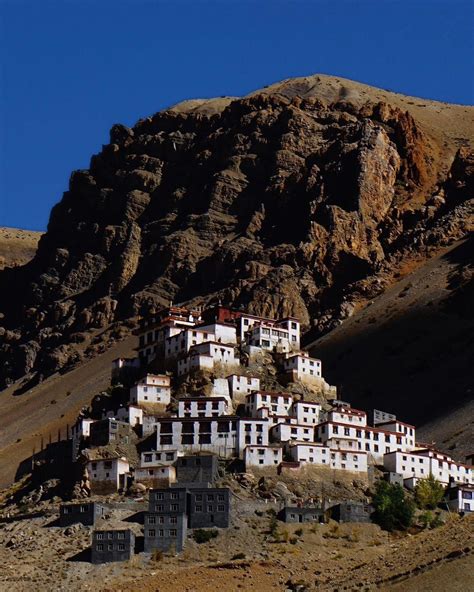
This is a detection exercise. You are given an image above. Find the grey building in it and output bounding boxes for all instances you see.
[89,418,131,447]
[176,454,219,485]
[144,511,187,553]
[149,487,187,513]
[279,506,324,524]
[369,409,396,426]
[329,501,372,523]
[59,502,105,527]
[187,488,231,529]
[384,471,404,486]
[91,529,135,564]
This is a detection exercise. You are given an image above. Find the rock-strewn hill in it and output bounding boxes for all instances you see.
[0,74,473,387]
[0,228,42,270]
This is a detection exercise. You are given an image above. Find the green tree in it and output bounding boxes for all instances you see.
[415,474,445,510]
[372,480,415,531]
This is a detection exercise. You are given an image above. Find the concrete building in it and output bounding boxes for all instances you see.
[193,322,237,344]
[282,352,323,384]
[227,374,260,401]
[86,457,130,494]
[141,450,179,466]
[329,502,372,523]
[111,357,141,382]
[149,487,188,513]
[244,445,283,468]
[375,420,416,449]
[236,314,300,349]
[175,454,219,485]
[89,418,131,447]
[177,396,229,418]
[130,374,171,406]
[247,323,292,352]
[279,506,324,523]
[187,488,231,529]
[59,502,105,527]
[369,409,397,426]
[383,449,474,486]
[144,511,187,553]
[91,529,135,564]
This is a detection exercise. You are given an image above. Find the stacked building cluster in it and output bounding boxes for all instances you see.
[70,304,473,536]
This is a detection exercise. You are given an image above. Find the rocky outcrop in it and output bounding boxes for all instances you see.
[0,76,472,386]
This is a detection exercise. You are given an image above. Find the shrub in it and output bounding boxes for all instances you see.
[371,480,415,531]
[295,528,303,536]
[231,552,246,560]
[268,511,279,538]
[419,511,444,529]
[151,549,163,562]
[193,529,219,544]
[415,474,445,510]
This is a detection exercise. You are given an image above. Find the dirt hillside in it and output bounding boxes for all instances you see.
[0,227,42,270]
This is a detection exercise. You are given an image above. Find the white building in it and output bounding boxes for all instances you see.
[177,396,229,418]
[236,314,300,349]
[287,442,367,473]
[291,400,323,425]
[86,457,130,493]
[227,374,260,400]
[176,342,240,376]
[136,305,201,362]
[384,449,474,487]
[325,405,368,427]
[153,416,238,458]
[444,484,474,513]
[316,421,413,464]
[244,445,283,468]
[245,391,295,417]
[111,357,141,379]
[140,450,179,466]
[375,420,416,449]
[283,352,322,384]
[135,463,176,487]
[71,418,95,460]
[247,323,292,352]
[271,422,315,443]
[165,327,216,359]
[193,322,237,344]
[236,418,270,455]
[129,374,171,406]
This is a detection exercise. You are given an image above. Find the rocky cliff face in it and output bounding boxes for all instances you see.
[0,75,472,386]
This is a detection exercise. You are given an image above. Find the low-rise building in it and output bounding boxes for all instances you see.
[153,416,238,458]
[368,409,397,426]
[329,502,372,523]
[135,464,176,489]
[130,374,171,406]
[271,422,315,443]
[111,357,141,382]
[236,418,270,455]
[91,529,135,564]
[279,506,324,523]
[187,488,231,529]
[290,400,323,425]
[144,511,187,553]
[71,417,95,461]
[245,391,294,418]
[244,445,283,468]
[60,502,105,527]
[383,449,473,486]
[176,342,240,376]
[86,456,130,494]
[175,454,219,485]
[287,442,367,473]
[227,374,260,401]
[141,450,178,466]
[177,396,229,418]
[89,419,131,447]
[283,352,323,385]
[444,484,474,513]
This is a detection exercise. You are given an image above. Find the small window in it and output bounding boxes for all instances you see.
[96,543,104,551]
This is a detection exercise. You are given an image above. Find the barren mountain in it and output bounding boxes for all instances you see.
[0,227,42,270]
[0,73,472,436]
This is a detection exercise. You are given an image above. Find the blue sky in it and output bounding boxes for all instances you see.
[1,0,473,231]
